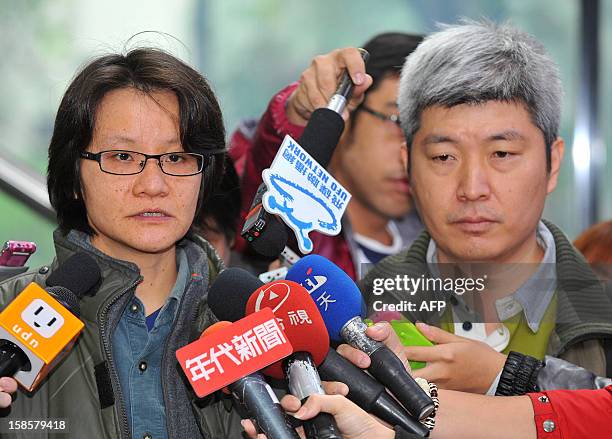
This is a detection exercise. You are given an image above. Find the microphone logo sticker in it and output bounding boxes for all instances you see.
[262,135,351,253]
[21,299,65,338]
[301,268,336,312]
[253,282,291,313]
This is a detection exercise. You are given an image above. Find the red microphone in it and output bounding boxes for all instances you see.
[176,311,298,439]
[246,280,328,378]
[245,280,340,439]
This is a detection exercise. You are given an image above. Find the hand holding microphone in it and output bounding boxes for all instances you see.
[209,268,428,437]
[286,48,373,126]
[0,377,17,408]
[286,255,434,420]
[0,252,100,398]
[243,49,369,259]
[243,389,396,439]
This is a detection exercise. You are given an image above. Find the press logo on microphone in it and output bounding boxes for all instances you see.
[251,281,316,329]
[21,299,65,339]
[261,135,351,253]
[0,282,84,390]
[0,283,83,363]
[176,308,293,398]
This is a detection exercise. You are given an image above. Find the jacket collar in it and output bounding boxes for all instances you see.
[361,220,612,351]
[51,228,224,324]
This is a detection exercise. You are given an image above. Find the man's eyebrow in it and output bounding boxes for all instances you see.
[422,134,456,145]
[487,130,525,142]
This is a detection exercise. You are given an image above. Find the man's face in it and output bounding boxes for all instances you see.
[80,88,202,257]
[333,76,411,219]
[406,101,564,263]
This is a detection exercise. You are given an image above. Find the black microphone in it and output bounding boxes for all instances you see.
[207,270,300,439]
[210,268,427,436]
[230,371,299,439]
[0,253,100,384]
[243,49,369,259]
[286,255,435,420]
[318,349,429,437]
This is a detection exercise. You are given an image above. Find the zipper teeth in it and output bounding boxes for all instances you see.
[99,278,141,439]
[161,276,197,439]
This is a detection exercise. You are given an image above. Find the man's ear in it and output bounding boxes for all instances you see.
[546,137,565,194]
[400,141,414,195]
[400,141,408,172]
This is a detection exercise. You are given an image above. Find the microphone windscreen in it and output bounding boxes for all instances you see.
[208,268,263,322]
[47,286,81,317]
[298,108,345,168]
[201,321,232,337]
[286,254,364,341]
[246,280,329,379]
[46,252,101,297]
[248,216,288,259]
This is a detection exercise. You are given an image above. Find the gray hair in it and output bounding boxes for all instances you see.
[398,20,563,156]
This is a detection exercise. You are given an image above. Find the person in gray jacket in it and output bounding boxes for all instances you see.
[0,48,244,438]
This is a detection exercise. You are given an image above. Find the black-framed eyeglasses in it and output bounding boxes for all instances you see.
[80,149,225,176]
[359,105,401,127]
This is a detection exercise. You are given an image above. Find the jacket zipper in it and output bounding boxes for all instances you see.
[99,277,142,439]
[160,276,197,439]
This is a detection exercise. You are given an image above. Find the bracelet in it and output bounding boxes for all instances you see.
[495,351,544,396]
[415,378,439,431]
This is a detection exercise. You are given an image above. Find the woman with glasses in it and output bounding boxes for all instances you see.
[0,48,244,438]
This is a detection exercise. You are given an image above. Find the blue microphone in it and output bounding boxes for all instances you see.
[286,255,434,420]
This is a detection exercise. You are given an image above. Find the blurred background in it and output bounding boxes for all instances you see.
[0,0,609,267]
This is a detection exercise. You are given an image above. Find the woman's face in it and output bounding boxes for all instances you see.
[79,88,202,258]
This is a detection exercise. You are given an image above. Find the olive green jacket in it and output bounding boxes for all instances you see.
[0,229,245,438]
[360,220,612,379]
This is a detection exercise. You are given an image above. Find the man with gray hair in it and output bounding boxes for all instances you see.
[344,20,612,395]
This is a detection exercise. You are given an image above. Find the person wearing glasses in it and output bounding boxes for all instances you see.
[233,33,424,279]
[0,48,244,438]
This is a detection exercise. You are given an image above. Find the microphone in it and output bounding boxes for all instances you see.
[318,349,429,437]
[243,49,369,258]
[286,255,435,420]
[200,321,300,439]
[241,185,289,259]
[245,280,341,439]
[0,252,100,391]
[209,268,427,435]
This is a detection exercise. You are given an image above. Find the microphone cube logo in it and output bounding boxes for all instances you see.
[21,299,65,338]
[262,135,351,253]
[0,283,84,368]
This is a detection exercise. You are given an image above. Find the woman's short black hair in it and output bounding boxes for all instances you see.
[47,47,226,235]
[194,155,242,245]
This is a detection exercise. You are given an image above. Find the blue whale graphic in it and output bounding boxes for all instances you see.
[265,173,338,252]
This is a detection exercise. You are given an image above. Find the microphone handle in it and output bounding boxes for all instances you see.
[285,352,342,439]
[229,373,300,439]
[247,182,268,214]
[373,392,429,437]
[341,317,434,420]
[368,346,435,420]
[0,340,29,377]
[302,411,342,439]
[318,349,428,437]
